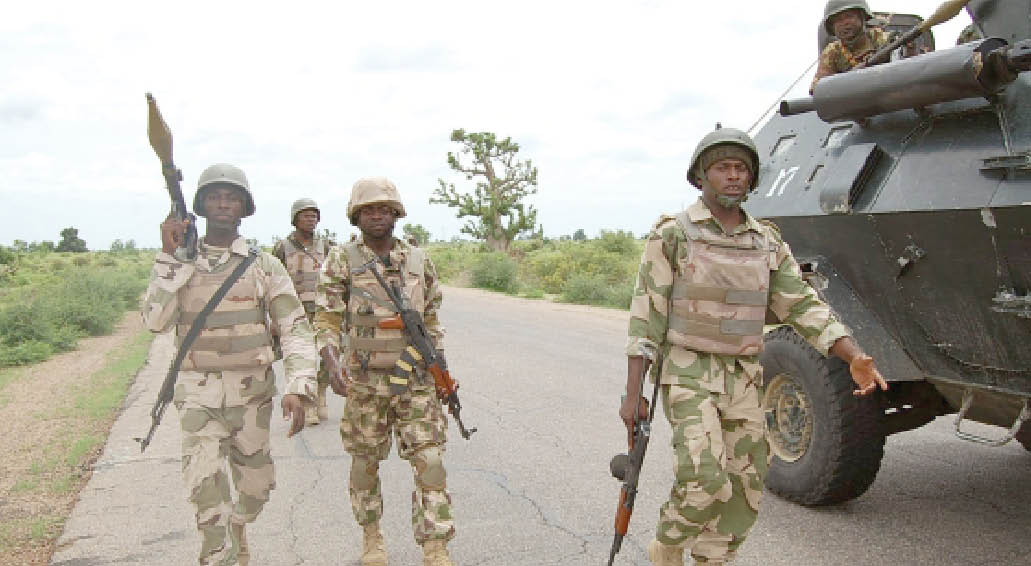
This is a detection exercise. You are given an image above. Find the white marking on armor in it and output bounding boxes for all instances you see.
[766,166,800,197]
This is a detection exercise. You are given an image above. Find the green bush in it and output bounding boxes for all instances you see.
[471,252,519,293]
[0,260,149,368]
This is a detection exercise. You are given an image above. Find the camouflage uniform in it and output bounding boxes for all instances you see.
[313,235,454,544]
[142,236,317,566]
[811,27,891,92]
[273,233,334,421]
[627,198,849,564]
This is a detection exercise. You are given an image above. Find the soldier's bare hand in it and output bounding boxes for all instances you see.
[160,215,189,255]
[849,355,889,397]
[281,393,306,437]
[619,396,649,432]
[329,370,348,397]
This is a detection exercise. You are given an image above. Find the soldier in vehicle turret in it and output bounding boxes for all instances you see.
[811,1,892,92]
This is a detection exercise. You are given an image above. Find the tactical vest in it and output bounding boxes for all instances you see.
[281,236,328,306]
[175,254,273,371]
[667,212,777,356]
[344,241,426,372]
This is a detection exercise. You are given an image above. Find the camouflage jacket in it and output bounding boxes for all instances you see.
[141,237,318,405]
[811,27,891,92]
[626,198,849,393]
[272,232,334,307]
[313,236,444,392]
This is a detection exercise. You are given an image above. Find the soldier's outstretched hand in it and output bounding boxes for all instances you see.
[849,355,889,397]
[281,393,306,437]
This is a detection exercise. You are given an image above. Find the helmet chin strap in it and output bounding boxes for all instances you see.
[700,178,750,209]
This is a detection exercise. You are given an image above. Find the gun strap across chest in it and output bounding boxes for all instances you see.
[169,246,261,381]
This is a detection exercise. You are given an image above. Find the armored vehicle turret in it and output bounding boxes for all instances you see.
[746,0,1031,505]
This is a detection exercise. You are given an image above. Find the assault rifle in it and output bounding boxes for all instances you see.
[607,355,661,565]
[354,259,477,440]
[146,92,197,261]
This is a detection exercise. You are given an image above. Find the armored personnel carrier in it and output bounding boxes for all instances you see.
[745,0,1031,505]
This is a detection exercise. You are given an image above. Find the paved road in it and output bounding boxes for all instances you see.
[52,286,1031,565]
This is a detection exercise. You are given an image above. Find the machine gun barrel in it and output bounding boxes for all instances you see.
[779,97,816,117]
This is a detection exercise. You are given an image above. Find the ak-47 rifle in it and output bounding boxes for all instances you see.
[146,92,197,261]
[354,259,477,440]
[607,354,662,566]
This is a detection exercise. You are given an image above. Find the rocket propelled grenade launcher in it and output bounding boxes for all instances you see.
[146,92,197,261]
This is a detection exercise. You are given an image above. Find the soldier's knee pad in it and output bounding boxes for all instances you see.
[350,457,380,491]
[413,446,446,491]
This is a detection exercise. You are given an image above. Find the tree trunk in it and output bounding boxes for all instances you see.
[486,236,509,252]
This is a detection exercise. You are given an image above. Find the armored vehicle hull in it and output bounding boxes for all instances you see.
[746,0,1031,504]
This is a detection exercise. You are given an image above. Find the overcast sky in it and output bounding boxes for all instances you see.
[1,1,972,249]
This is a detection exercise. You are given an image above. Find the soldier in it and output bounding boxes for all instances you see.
[313,177,455,566]
[273,198,335,425]
[810,0,892,92]
[620,128,888,565]
[142,163,317,566]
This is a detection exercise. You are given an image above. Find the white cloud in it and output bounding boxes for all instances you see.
[0,0,974,247]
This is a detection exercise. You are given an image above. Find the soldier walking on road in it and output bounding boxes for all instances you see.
[273,198,335,425]
[621,128,888,565]
[142,163,318,566]
[314,177,456,566]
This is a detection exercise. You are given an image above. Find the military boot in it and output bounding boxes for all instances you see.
[305,402,320,426]
[317,382,329,421]
[230,522,250,566]
[422,539,453,566]
[361,523,388,566]
[647,539,684,566]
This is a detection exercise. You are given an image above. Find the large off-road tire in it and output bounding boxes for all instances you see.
[760,326,885,505]
[1016,422,1031,453]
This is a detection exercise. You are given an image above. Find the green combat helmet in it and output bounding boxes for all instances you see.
[823,0,873,35]
[347,177,407,225]
[290,198,320,225]
[193,163,256,217]
[686,127,761,191]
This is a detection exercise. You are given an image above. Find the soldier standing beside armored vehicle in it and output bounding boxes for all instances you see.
[273,198,334,425]
[811,0,892,92]
[313,177,456,566]
[142,163,318,566]
[620,128,888,566]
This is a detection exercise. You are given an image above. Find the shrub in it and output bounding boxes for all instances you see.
[470,252,519,293]
[0,260,149,367]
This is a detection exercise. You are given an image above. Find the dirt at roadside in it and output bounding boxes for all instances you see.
[0,311,145,566]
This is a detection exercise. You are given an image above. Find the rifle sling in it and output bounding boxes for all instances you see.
[164,247,261,394]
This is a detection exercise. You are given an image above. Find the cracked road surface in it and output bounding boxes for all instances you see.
[52,286,1031,565]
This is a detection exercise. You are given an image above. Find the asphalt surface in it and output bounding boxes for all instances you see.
[52,286,1031,565]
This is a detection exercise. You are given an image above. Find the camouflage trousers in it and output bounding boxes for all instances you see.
[656,373,770,564]
[340,380,454,544]
[179,391,276,565]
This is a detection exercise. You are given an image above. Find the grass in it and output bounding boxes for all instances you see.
[0,327,153,563]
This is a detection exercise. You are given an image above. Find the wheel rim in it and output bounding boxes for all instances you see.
[763,372,814,463]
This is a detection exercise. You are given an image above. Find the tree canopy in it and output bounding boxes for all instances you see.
[56,227,87,253]
[431,129,540,252]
